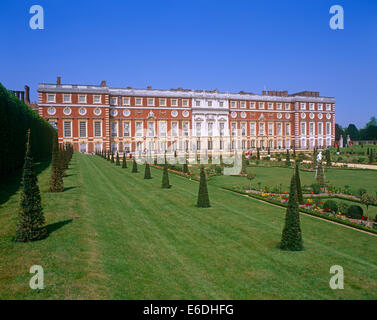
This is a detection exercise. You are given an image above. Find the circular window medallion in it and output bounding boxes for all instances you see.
[301,112,306,119]
[318,113,323,119]
[47,107,56,115]
[241,112,246,119]
[231,112,237,118]
[285,113,291,119]
[171,110,178,117]
[182,110,189,118]
[123,109,130,117]
[110,109,118,117]
[326,113,331,120]
[63,107,72,116]
[94,108,102,116]
[79,107,87,115]
[277,112,282,119]
[309,112,314,119]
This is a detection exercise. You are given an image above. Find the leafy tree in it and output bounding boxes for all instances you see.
[335,123,345,141]
[345,124,359,141]
[295,163,304,204]
[122,153,127,168]
[15,130,47,242]
[132,158,138,173]
[144,162,152,179]
[115,152,120,166]
[197,166,210,208]
[365,116,377,128]
[280,174,303,251]
[361,193,376,221]
[246,171,256,190]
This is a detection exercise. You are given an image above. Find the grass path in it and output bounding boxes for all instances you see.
[0,153,376,299]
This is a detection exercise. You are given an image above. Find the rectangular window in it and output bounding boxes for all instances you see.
[63,121,72,138]
[250,102,256,109]
[242,140,246,150]
[309,122,315,136]
[147,98,154,106]
[300,103,306,110]
[240,101,246,108]
[172,122,178,137]
[258,102,265,109]
[276,103,282,110]
[171,99,178,107]
[159,98,167,106]
[147,122,154,137]
[94,121,102,137]
[159,121,166,137]
[79,121,87,138]
[93,95,101,104]
[111,122,118,137]
[195,100,201,107]
[196,122,201,137]
[326,122,331,135]
[182,99,189,107]
[231,101,236,108]
[285,123,290,136]
[250,123,256,136]
[277,123,282,136]
[301,122,306,135]
[135,98,143,106]
[318,122,323,135]
[231,123,237,136]
[122,97,130,105]
[268,123,273,136]
[136,121,143,137]
[78,95,87,103]
[47,94,56,103]
[251,140,255,148]
[111,143,118,153]
[94,143,102,152]
[196,140,201,151]
[326,104,332,111]
[285,103,290,110]
[183,122,189,136]
[309,103,315,111]
[63,94,71,103]
[318,104,323,111]
[268,103,273,110]
[80,143,87,153]
[208,122,213,137]
[208,140,213,150]
[219,101,224,107]
[219,122,224,136]
[241,123,246,136]
[207,100,212,107]
[259,123,265,135]
[124,122,131,137]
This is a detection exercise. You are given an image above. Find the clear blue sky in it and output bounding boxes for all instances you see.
[1,0,376,128]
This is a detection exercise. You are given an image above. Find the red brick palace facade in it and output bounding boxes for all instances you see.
[37,77,335,154]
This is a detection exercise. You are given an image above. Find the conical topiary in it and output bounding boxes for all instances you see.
[111,152,115,163]
[122,153,127,168]
[49,134,64,192]
[286,149,291,166]
[197,166,210,208]
[132,158,138,173]
[144,163,152,179]
[241,152,247,175]
[294,162,304,204]
[15,130,47,242]
[280,174,303,251]
[116,152,120,166]
[161,160,171,188]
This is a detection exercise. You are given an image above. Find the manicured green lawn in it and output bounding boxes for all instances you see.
[209,165,377,195]
[0,153,376,299]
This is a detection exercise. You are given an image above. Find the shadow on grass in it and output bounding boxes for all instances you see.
[63,186,77,192]
[0,159,51,206]
[46,219,73,235]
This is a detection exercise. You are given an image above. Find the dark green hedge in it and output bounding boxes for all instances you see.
[0,83,55,179]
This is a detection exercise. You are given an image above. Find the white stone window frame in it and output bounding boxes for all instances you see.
[268,102,274,110]
[309,103,315,111]
[159,98,167,107]
[135,121,143,137]
[258,102,265,110]
[78,94,87,104]
[171,99,178,107]
[231,101,237,108]
[110,97,118,106]
[159,121,166,137]
[182,99,189,107]
[78,107,87,116]
[250,122,256,136]
[171,121,179,137]
[94,108,102,116]
[300,103,306,110]
[276,103,282,110]
[147,121,155,137]
[183,121,189,136]
[326,104,332,111]
[123,121,131,137]
[285,103,291,110]
[63,94,71,103]
[79,120,88,138]
[94,120,102,137]
[93,95,102,104]
[250,102,256,109]
[240,101,246,109]
[122,97,130,106]
[147,97,155,106]
[47,94,56,103]
[63,121,72,138]
[47,106,56,115]
[268,122,274,136]
[135,97,143,106]
[318,104,323,111]
[241,122,247,136]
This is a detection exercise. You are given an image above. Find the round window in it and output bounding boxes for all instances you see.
[123,109,131,117]
[94,108,102,116]
[63,107,72,115]
[79,107,87,115]
[47,107,56,115]
[110,109,118,117]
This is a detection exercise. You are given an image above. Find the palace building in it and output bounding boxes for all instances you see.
[37,77,335,154]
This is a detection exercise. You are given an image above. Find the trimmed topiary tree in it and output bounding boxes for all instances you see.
[116,152,120,166]
[110,152,115,163]
[144,162,152,179]
[241,152,247,175]
[15,130,47,242]
[280,174,303,251]
[49,134,64,192]
[316,160,325,187]
[197,166,210,208]
[286,149,291,166]
[294,163,304,204]
[132,158,138,173]
[161,159,171,188]
[122,153,127,168]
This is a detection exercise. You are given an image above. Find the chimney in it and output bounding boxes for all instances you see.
[147,85,152,90]
[262,90,266,95]
[24,85,30,104]
[100,80,107,87]
[57,76,61,85]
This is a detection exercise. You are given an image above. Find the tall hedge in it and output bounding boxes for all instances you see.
[0,83,55,179]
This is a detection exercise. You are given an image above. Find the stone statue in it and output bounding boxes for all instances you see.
[316,151,322,163]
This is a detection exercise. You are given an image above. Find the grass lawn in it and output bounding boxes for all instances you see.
[209,165,377,195]
[0,153,376,299]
